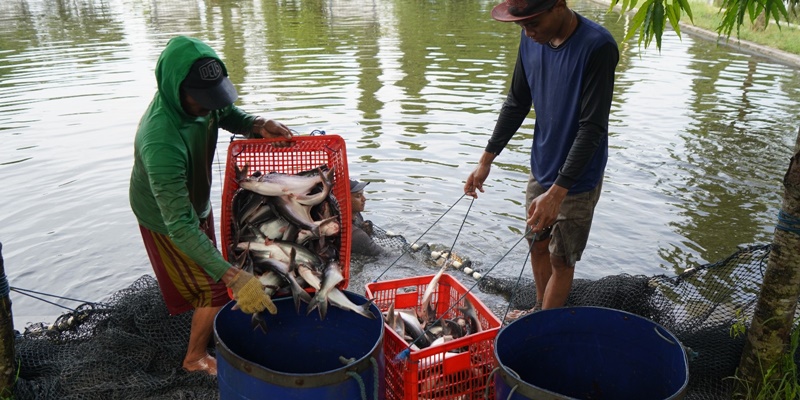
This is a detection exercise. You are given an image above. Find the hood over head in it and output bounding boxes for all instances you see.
[154,36,237,115]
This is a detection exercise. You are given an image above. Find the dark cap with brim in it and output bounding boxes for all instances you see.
[182,57,238,110]
[491,0,559,22]
[350,179,369,193]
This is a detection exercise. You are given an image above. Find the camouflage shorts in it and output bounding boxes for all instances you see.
[524,175,603,266]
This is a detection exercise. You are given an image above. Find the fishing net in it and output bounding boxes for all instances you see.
[13,276,218,400]
[478,243,789,400]
[9,235,795,400]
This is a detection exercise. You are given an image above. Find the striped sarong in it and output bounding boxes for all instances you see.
[138,212,230,315]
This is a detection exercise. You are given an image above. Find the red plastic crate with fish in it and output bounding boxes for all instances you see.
[365,273,501,400]
[220,135,352,290]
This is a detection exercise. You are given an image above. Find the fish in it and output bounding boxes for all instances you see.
[258,216,293,241]
[306,259,345,320]
[326,288,376,320]
[251,311,269,334]
[297,264,374,320]
[257,270,284,296]
[419,264,448,324]
[247,247,312,313]
[458,297,483,335]
[268,192,339,239]
[384,303,406,339]
[235,163,334,200]
[236,240,323,270]
[427,318,464,339]
[397,308,432,348]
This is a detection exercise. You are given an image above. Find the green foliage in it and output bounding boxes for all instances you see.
[609,0,695,48]
[0,359,20,400]
[609,0,799,50]
[730,308,747,339]
[730,319,800,400]
[716,0,790,38]
[686,1,800,56]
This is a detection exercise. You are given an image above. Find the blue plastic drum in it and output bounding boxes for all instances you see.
[214,291,385,399]
[494,306,688,400]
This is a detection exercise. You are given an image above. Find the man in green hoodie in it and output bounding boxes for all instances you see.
[129,36,292,375]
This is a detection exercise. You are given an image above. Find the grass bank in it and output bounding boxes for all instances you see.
[685,0,800,56]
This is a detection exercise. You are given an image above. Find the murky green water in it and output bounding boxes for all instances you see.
[1,0,798,321]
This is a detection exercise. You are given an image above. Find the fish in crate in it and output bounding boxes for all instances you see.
[366,268,501,400]
[226,155,373,333]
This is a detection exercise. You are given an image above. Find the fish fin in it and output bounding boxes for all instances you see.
[235,163,250,182]
[250,312,268,334]
[361,299,377,319]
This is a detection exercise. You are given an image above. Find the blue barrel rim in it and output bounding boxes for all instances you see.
[493,306,690,400]
[214,291,384,389]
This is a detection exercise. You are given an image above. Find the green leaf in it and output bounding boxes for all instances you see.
[643,1,655,48]
[624,0,655,43]
[671,0,681,21]
[653,0,664,48]
[747,0,758,24]
[665,2,681,38]
[676,0,693,22]
[621,0,631,13]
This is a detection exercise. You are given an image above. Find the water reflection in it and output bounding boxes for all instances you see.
[0,0,798,321]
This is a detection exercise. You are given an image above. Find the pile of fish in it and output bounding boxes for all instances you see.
[383,265,483,352]
[382,266,493,399]
[228,163,375,332]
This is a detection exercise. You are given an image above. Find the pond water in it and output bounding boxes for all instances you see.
[1,0,799,323]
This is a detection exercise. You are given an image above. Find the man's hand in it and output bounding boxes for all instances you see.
[225,269,277,314]
[252,117,293,147]
[527,185,568,233]
[362,220,374,236]
[464,152,496,198]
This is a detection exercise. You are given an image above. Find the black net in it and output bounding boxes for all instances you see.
[14,276,218,400]
[10,240,796,400]
[370,223,412,250]
[478,243,781,400]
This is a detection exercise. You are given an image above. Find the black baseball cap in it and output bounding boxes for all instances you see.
[181,57,238,110]
[350,179,369,192]
[491,0,559,22]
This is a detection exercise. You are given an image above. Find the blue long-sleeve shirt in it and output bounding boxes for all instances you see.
[486,14,619,194]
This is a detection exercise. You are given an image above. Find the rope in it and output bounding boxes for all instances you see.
[484,367,501,399]
[441,198,475,269]
[396,227,532,360]
[370,357,379,400]
[776,209,800,235]
[501,229,535,324]
[339,356,379,399]
[345,371,367,400]
[371,193,468,283]
[10,287,110,312]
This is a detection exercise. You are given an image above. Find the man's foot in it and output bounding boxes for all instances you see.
[503,308,535,323]
[183,354,217,376]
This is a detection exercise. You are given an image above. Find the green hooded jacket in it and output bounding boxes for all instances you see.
[129,36,257,281]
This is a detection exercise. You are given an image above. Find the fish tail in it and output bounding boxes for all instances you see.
[306,292,329,320]
[250,312,268,334]
[235,163,250,181]
[319,299,328,320]
[360,300,377,319]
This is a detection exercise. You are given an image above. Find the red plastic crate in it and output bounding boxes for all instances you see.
[365,274,501,400]
[220,135,352,290]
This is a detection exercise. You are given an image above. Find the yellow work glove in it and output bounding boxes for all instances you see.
[226,270,277,315]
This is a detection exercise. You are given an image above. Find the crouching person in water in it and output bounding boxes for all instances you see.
[350,179,385,256]
[129,36,293,375]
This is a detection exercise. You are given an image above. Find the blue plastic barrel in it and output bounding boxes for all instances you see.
[214,290,385,399]
[494,306,688,400]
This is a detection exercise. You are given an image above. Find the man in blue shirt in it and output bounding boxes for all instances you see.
[464,0,618,320]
